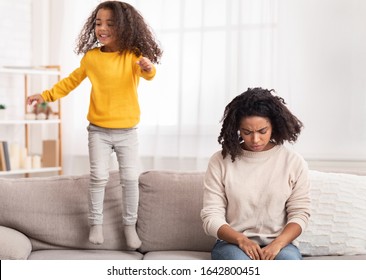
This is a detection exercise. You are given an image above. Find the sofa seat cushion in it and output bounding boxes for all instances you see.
[137,170,216,253]
[143,251,211,260]
[303,254,366,260]
[0,226,32,260]
[298,170,366,256]
[28,249,143,260]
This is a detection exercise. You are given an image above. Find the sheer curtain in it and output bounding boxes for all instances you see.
[136,0,278,170]
[52,0,278,174]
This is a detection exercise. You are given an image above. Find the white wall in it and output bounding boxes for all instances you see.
[0,0,31,117]
[277,0,366,161]
[0,1,31,66]
[0,0,32,151]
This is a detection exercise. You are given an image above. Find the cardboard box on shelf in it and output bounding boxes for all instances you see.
[42,140,59,167]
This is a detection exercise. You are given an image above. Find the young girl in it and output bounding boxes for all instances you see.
[27,1,163,250]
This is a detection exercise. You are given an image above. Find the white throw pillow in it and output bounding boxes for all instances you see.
[0,226,32,260]
[298,170,366,256]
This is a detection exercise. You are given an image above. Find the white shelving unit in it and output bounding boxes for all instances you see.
[0,119,61,125]
[0,66,62,177]
[0,167,62,176]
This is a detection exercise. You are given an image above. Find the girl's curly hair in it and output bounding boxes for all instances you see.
[218,87,303,162]
[75,1,163,63]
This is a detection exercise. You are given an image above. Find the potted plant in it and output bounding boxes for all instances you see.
[0,104,6,120]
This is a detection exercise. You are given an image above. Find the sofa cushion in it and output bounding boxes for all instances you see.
[0,171,127,251]
[0,226,32,260]
[28,249,143,260]
[298,170,366,256]
[303,255,366,260]
[143,251,211,260]
[137,170,216,253]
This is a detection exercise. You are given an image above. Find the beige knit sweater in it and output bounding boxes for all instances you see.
[201,144,310,246]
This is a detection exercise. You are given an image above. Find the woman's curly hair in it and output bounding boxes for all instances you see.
[218,87,303,162]
[75,1,163,63]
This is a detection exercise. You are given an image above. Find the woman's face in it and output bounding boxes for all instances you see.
[95,8,118,52]
[239,116,273,152]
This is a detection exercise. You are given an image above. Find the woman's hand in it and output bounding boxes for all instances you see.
[261,223,302,260]
[217,224,264,260]
[237,236,263,260]
[27,94,44,105]
[261,241,282,260]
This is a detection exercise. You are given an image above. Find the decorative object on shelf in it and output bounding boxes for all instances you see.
[0,104,7,120]
[32,102,52,119]
[23,156,32,170]
[9,143,20,170]
[36,112,47,120]
[19,146,28,169]
[1,142,32,171]
[32,154,41,169]
[25,113,36,120]
[42,140,59,167]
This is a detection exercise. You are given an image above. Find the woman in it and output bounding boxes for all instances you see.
[201,87,310,260]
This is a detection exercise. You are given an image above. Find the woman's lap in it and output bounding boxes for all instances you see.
[211,240,302,260]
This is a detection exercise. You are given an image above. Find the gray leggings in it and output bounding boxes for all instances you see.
[87,123,139,226]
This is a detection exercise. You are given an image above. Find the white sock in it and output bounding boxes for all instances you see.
[124,225,142,250]
[89,224,104,245]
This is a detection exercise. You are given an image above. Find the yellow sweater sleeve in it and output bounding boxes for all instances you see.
[41,66,86,102]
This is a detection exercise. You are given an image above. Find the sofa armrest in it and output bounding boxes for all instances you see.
[0,226,32,260]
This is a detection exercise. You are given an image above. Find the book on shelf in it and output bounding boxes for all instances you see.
[0,141,11,171]
[0,142,5,171]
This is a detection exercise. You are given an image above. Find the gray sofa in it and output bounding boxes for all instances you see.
[1,169,366,260]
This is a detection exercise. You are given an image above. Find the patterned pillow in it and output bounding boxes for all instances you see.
[298,170,366,256]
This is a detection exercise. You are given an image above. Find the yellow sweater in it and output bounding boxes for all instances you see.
[41,48,156,128]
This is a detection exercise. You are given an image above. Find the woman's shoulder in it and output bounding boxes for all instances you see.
[206,150,226,167]
[280,144,304,157]
[209,150,225,161]
[278,145,308,168]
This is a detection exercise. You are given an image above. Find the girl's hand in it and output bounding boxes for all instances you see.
[27,94,44,105]
[137,57,153,72]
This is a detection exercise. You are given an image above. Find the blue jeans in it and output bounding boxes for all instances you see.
[87,123,139,226]
[211,240,302,260]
